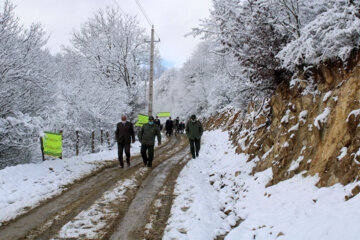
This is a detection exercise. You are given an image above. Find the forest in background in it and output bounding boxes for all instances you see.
[0,0,164,168]
[155,0,360,118]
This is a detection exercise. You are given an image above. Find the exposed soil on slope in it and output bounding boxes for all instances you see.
[203,57,360,191]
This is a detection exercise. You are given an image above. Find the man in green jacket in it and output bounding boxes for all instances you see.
[139,116,161,167]
[186,114,203,159]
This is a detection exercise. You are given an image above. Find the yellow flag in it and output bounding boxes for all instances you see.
[135,121,143,126]
[42,131,62,157]
[138,114,149,124]
[157,112,171,117]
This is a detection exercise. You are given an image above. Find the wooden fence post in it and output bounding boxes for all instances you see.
[40,137,45,161]
[106,131,110,149]
[91,131,95,153]
[76,130,79,156]
[59,130,63,159]
[101,129,104,145]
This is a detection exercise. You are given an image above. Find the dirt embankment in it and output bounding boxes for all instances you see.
[204,57,360,196]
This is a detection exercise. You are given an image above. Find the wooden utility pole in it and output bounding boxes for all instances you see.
[146,25,160,117]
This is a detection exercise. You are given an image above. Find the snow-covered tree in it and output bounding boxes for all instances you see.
[192,0,290,92]
[65,6,153,122]
[45,6,155,155]
[70,7,149,88]
[0,2,156,168]
[277,0,360,71]
[154,40,254,118]
[192,0,360,87]
[0,0,56,168]
[0,0,54,117]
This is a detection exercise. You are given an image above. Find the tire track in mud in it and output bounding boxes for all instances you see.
[0,135,186,240]
[53,136,189,240]
[109,140,191,240]
[140,150,192,240]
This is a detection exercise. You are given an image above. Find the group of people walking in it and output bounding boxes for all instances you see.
[164,117,186,136]
[115,114,203,168]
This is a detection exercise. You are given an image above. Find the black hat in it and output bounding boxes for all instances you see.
[191,114,196,119]
[149,116,154,121]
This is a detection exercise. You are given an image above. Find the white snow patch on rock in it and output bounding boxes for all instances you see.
[354,148,360,165]
[262,146,274,160]
[346,109,360,122]
[288,156,304,172]
[299,110,308,124]
[337,147,348,161]
[281,110,291,124]
[288,123,299,133]
[323,91,332,102]
[314,108,331,129]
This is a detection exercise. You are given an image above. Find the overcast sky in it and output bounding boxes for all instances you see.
[11,0,212,68]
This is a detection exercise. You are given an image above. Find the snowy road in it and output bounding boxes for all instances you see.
[0,134,190,240]
[110,142,191,240]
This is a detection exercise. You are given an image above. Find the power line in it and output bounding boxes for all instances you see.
[133,0,160,40]
[113,0,160,39]
[134,0,153,26]
[113,0,127,16]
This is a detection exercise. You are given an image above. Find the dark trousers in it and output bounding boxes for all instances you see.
[118,142,130,167]
[141,144,154,165]
[166,127,172,136]
[189,138,201,158]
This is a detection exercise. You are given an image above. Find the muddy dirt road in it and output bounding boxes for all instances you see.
[0,135,190,240]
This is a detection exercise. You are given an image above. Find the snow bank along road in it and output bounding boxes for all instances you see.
[0,134,190,240]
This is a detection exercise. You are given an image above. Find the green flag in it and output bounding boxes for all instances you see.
[42,131,62,157]
[135,121,143,127]
[157,112,171,117]
[135,114,149,126]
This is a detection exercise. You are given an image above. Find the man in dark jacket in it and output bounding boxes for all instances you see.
[154,116,161,128]
[174,117,180,135]
[186,114,203,159]
[180,121,185,134]
[139,116,161,167]
[115,115,135,168]
[165,117,173,136]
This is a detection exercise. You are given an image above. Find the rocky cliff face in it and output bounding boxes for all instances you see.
[204,59,360,196]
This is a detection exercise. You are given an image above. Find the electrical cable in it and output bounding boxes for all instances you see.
[133,0,161,40]
[134,0,153,26]
[113,0,127,16]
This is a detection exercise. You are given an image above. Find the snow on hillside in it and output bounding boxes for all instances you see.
[164,130,360,240]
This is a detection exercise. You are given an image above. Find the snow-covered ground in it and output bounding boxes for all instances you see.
[0,141,142,225]
[56,167,149,239]
[2,130,360,239]
[164,130,360,240]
